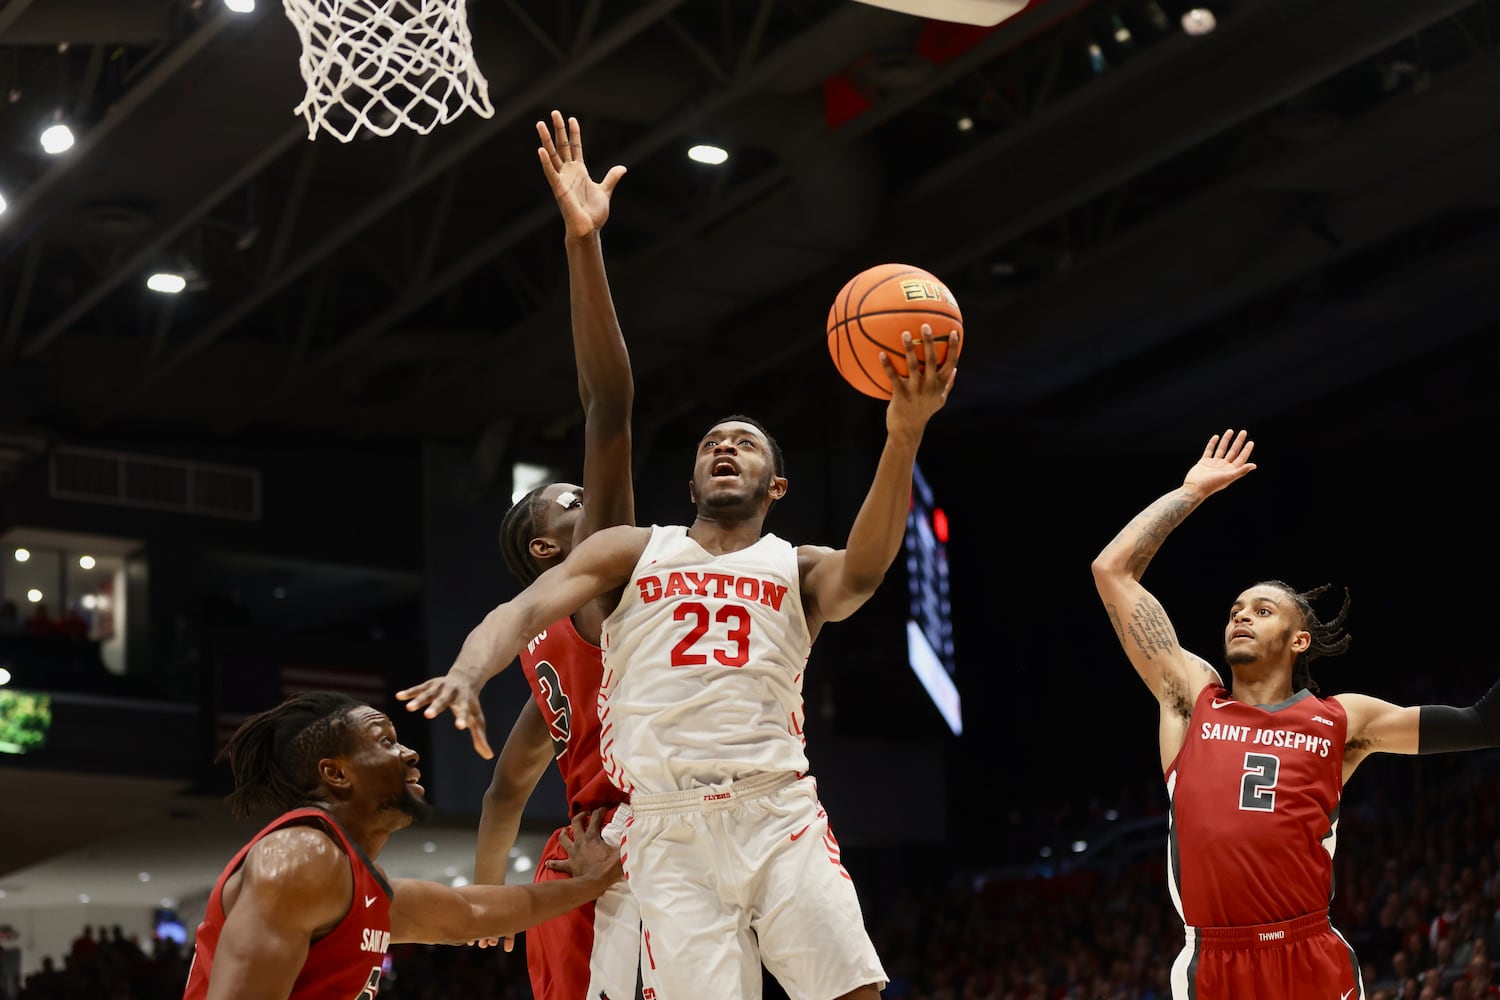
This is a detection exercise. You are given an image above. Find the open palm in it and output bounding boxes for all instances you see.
[536,110,626,239]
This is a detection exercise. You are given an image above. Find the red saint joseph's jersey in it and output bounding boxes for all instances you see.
[182,807,394,1000]
[521,615,626,816]
[1165,685,1347,928]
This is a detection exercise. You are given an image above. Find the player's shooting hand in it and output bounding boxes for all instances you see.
[394,675,493,759]
[1182,429,1257,497]
[880,324,958,435]
[535,109,626,240]
[543,808,623,892]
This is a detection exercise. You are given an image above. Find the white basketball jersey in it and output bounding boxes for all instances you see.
[598,524,813,796]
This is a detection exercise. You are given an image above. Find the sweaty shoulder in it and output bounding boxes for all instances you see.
[246,823,351,888]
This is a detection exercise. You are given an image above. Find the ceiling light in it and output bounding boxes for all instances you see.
[26,589,42,603]
[513,855,533,872]
[40,121,75,155]
[1181,7,1217,35]
[687,144,729,166]
[1110,14,1133,45]
[146,272,187,294]
[223,0,255,11]
[0,668,11,686]
[955,116,974,132]
[79,555,96,569]
[0,190,7,216]
[138,872,151,882]
[13,548,29,562]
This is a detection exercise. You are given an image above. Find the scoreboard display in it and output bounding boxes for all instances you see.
[904,461,962,735]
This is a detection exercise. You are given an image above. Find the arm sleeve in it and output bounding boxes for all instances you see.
[1418,676,1500,755]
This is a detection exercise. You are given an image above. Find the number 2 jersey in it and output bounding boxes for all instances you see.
[598,524,812,796]
[182,806,393,1000]
[1166,684,1348,928]
[519,614,627,817]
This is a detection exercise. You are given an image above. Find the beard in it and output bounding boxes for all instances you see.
[698,467,774,511]
[379,786,433,823]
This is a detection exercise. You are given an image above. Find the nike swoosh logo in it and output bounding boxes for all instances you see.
[789,824,812,841]
[1341,990,1354,1000]
[1211,699,1235,709]
[365,895,378,908]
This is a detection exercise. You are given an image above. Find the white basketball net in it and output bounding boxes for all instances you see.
[282,0,495,142]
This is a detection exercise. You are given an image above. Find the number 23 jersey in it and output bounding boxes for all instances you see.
[599,524,812,796]
[1166,685,1348,928]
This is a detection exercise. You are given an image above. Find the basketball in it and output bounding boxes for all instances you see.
[826,263,963,400]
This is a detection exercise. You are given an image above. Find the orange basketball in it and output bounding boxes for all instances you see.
[825,263,963,400]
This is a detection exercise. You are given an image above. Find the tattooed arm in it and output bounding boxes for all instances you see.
[1090,430,1258,767]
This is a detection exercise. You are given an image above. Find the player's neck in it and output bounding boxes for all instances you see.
[1230,668,1296,707]
[687,516,764,555]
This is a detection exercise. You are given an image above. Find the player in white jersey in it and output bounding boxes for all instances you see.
[399,326,958,1000]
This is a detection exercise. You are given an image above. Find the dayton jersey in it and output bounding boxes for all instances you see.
[520,615,626,816]
[598,525,812,795]
[183,807,393,1000]
[1166,685,1347,928]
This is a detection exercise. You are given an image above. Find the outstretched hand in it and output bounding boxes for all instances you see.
[394,675,493,759]
[545,808,624,889]
[536,109,626,239]
[1184,428,1257,497]
[880,324,958,436]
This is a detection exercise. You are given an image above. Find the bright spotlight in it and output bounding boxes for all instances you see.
[687,144,729,166]
[223,0,255,10]
[79,554,96,569]
[147,272,187,294]
[25,589,42,603]
[1181,7,1217,35]
[40,122,75,155]
[13,548,29,562]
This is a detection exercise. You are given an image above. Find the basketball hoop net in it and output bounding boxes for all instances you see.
[282,0,495,142]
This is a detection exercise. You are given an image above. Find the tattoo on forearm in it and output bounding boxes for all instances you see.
[1124,497,1195,577]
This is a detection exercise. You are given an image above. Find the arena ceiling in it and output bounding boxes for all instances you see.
[0,0,1495,485]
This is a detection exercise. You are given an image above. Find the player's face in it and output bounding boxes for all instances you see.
[692,422,781,511]
[348,707,431,825]
[1223,586,1307,668]
[536,482,585,558]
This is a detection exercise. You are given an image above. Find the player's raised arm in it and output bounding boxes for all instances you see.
[802,326,956,632]
[536,110,635,535]
[1091,430,1255,712]
[396,525,649,758]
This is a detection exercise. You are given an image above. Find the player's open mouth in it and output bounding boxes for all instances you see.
[712,460,737,477]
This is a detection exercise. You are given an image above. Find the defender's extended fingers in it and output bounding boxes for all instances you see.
[568,115,583,159]
[551,110,569,160]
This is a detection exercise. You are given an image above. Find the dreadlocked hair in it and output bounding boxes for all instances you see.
[499,485,550,587]
[1260,580,1352,695]
[216,691,363,819]
[712,414,786,478]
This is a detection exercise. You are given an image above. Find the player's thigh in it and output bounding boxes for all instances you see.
[629,813,758,1000]
[750,788,885,1000]
[1176,935,1360,999]
[587,879,643,999]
